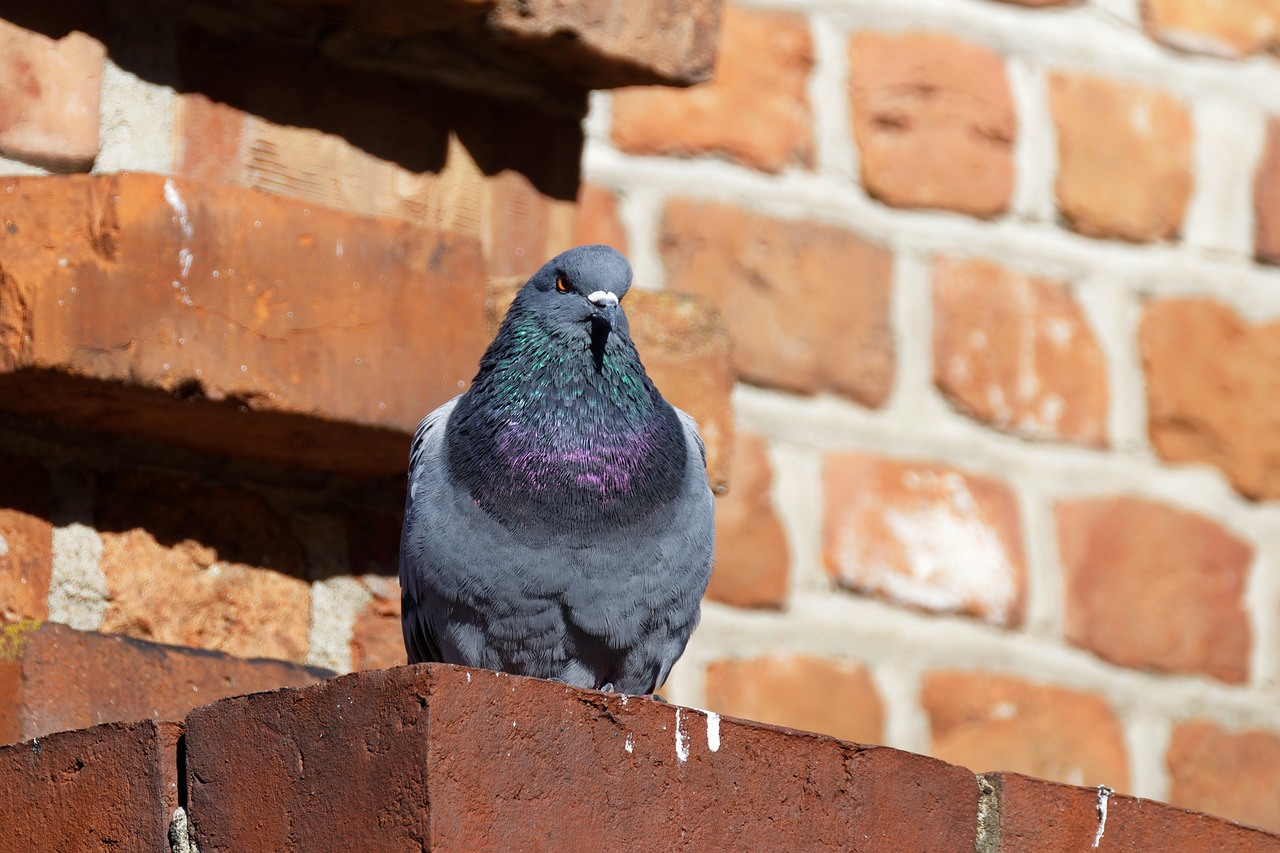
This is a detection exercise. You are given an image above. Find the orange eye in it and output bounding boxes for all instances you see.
[555,275,570,293]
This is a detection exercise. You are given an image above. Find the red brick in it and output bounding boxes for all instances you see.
[93,470,312,662]
[933,257,1108,447]
[1168,720,1280,833]
[487,278,736,492]
[1057,496,1252,683]
[350,575,405,672]
[0,173,487,475]
[0,456,51,623]
[1049,72,1193,242]
[0,719,180,853]
[706,432,789,608]
[661,200,895,407]
[0,620,329,746]
[923,671,1129,789]
[612,3,813,173]
[705,655,884,744]
[0,22,103,170]
[824,455,1026,627]
[1143,0,1280,57]
[1257,117,1280,266]
[849,31,1015,217]
[990,772,1280,852]
[1142,298,1280,499]
[574,182,629,255]
[185,664,978,852]
[175,92,246,185]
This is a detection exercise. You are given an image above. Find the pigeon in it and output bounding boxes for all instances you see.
[399,244,715,696]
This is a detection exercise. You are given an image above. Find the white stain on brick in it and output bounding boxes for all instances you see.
[163,178,194,240]
[0,532,8,557]
[48,523,108,631]
[624,732,634,754]
[674,708,690,762]
[706,711,721,753]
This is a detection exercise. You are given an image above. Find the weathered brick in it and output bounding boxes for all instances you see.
[824,455,1025,627]
[0,620,329,746]
[612,3,813,173]
[488,279,735,492]
[1049,72,1193,242]
[0,719,180,853]
[185,664,978,852]
[350,575,405,672]
[1257,117,1280,266]
[1057,496,1252,683]
[0,173,487,475]
[849,31,1015,217]
[989,772,1280,852]
[1168,720,1280,834]
[0,21,103,170]
[933,257,1108,447]
[0,456,51,623]
[574,182,629,254]
[1142,298,1280,499]
[94,470,312,662]
[661,200,895,407]
[175,92,247,185]
[706,432,789,609]
[923,671,1129,789]
[705,655,884,745]
[1143,0,1280,58]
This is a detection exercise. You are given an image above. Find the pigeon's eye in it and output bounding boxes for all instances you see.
[555,274,571,294]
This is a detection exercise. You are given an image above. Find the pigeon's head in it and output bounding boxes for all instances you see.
[517,244,633,333]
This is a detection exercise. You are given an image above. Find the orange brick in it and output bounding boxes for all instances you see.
[1168,720,1280,834]
[612,3,813,173]
[705,655,884,744]
[0,22,103,170]
[175,92,246,185]
[849,31,1015,217]
[1257,117,1280,266]
[1057,496,1251,683]
[1143,0,1280,57]
[706,432,788,609]
[1049,72,1193,242]
[824,455,1025,627]
[574,182,628,255]
[350,575,405,672]
[933,257,1108,447]
[922,670,1129,789]
[1141,298,1280,500]
[661,199,895,407]
[0,456,51,623]
[94,471,312,663]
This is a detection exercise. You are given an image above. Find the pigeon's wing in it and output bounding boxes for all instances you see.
[399,396,460,664]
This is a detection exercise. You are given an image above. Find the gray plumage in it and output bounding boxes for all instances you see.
[398,244,714,695]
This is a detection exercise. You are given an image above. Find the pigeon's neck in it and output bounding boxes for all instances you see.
[446,312,687,530]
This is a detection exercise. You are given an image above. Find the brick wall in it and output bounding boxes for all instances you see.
[582,0,1280,835]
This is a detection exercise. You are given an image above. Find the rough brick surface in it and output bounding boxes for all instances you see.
[1167,720,1280,834]
[0,456,51,623]
[1049,72,1193,242]
[1142,298,1280,499]
[661,200,895,407]
[574,182,629,254]
[923,671,1129,789]
[487,279,735,491]
[932,257,1108,447]
[0,173,487,475]
[0,21,103,170]
[706,431,789,608]
[350,575,405,671]
[1142,0,1280,58]
[1257,118,1280,266]
[0,620,330,746]
[0,719,180,853]
[612,3,813,173]
[94,471,312,662]
[705,654,884,745]
[185,664,978,852]
[823,455,1026,627]
[1057,495,1252,683]
[990,772,1280,852]
[849,31,1015,217]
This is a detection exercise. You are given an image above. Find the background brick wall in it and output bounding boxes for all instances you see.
[3,0,1280,841]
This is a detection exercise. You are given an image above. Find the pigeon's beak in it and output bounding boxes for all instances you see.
[588,290,620,328]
